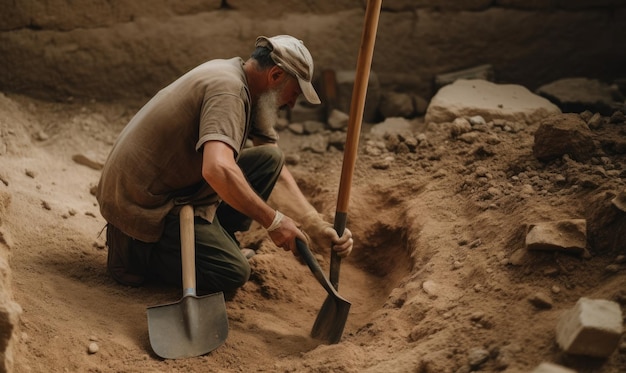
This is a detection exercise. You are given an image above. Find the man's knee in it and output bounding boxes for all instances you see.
[240,145,284,173]
[222,259,251,291]
[261,145,284,169]
[197,256,250,292]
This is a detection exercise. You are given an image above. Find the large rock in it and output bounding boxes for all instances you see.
[0,190,21,373]
[0,281,22,373]
[370,117,417,139]
[556,297,623,358]
[425,79,561,124]
[532,113,595,162]
[434,64,495,88]
[335,70,381,124]
[536,77,623,115]
[525,219,587,255]
[586,190,626,253]
[378,91,417,119]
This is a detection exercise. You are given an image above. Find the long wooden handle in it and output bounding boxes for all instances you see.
[180,204,197,296]
[331,0,383,290]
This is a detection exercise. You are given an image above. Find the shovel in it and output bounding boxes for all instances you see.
[147,204,228,359]
[295,238,351,344]
[311,0,383,343]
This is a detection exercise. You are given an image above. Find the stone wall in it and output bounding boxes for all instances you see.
[0,0,625,101]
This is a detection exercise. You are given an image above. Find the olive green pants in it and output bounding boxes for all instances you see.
[147,145,284,293]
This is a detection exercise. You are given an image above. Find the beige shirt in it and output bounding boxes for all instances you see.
[97,57,277,242]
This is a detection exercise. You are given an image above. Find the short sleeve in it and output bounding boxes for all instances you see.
[196,93,247,155]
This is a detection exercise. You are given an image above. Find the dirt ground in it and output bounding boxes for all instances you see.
[1,89,625,373]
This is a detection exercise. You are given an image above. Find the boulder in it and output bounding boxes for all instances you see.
[425,79,561,125]
[536,77,623,115]
[532,113,595,162]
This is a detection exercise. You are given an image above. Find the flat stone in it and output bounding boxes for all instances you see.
[425,79,560,125]
[525,219,587,255]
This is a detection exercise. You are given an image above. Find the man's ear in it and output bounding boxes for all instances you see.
[267,66,286,87]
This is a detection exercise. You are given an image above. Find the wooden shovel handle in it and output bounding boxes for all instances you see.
[336,0,382,213]
[180,204,197,295]
[331,0,382,290]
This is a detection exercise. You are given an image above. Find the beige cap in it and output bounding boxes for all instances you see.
[255,35,321,105]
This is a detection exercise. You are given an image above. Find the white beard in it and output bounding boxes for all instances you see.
[253,88,280,140]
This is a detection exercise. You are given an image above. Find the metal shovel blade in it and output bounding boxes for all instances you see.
[147,204,228,359]
[311,293,350,344]
[295,238,351,344]
[147,291,228,359]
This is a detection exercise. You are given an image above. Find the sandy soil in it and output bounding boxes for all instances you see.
[1,91,625,373]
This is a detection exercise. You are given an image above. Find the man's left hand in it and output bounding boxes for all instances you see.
[300,212,353,257]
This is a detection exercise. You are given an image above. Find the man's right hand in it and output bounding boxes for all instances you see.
[266,211,308,255]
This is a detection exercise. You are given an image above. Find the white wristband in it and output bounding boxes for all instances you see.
[266,210,284,232]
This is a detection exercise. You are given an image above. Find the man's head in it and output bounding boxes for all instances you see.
[253,35,321,105]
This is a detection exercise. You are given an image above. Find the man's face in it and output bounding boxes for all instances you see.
[254,69,302,135]
[276,74,302,109]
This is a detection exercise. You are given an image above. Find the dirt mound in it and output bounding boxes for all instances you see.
[1,92,625,372]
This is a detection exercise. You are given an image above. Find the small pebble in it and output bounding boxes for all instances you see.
[422,280,438,298]
[528,292,553,309]
[470,312,485,322]
[35,131,49,141]
[372,160,391,170]
[285,154,300,165]
[468,348,490,368]
[88,342,99,354]
[606,264,620,273]
[469,239,481,249]
[543,267,559,276]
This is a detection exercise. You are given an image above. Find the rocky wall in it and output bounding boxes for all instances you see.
[0,0,625,101]
[0,191,20,373]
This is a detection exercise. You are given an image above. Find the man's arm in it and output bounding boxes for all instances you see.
[249,137,317,220]
[270,165,318,219]
[263,146,353,257]
[201,140,306,252]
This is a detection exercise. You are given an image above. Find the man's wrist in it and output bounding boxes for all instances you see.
[266,210,284,231]
[300,210,323,227]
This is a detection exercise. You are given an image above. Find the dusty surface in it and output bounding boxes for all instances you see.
[1,91,626,373]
